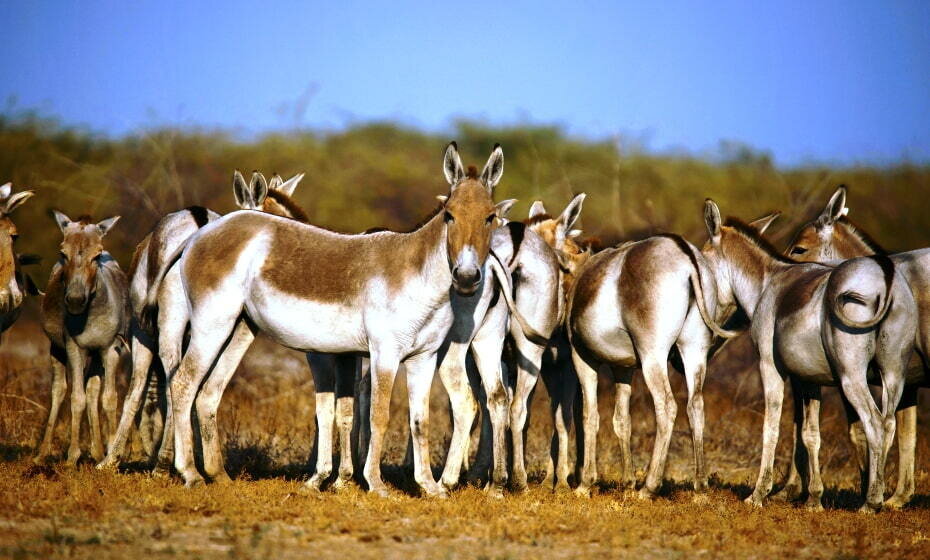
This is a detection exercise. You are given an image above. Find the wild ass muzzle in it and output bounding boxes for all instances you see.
[780,185,929,510]
[701,199,916,512]
[0,182,38,338]
[562,202,739,498]
[162,143,521,496]
[35,212,129,465]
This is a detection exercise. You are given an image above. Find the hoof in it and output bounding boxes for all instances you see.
[772,484,802,503]
[485,485,504,499]
[744,495,764,508]
[95,459,117,471]
[858,503,880,514]
[636,487,655,501]
[306,474,327,492]
[691,493,710,505]
[183,476,206,488]
[32,454,50,466]
[151,467,171,479]
[211,472,233,485]
[884,495,910,510]
[803,499,824,512]
[573,486,591,498]
[693,479,709,493]
[368,486,391,498]
[332,476,356,492]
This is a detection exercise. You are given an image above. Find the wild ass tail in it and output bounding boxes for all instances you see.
[828,255,895,330]
[140,240,188,331]
[488,251,550,346]
[660,234,740,339]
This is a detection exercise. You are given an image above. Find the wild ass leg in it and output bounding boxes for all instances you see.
[101,343,121,451]
[799,385,825,511]
[886,386,918,509]
[353,359,371,475]
[140,368,164,458]
[676,328,711,493]
[638,352,677,499]
[570,346,600,497]
[196,319,257,483]
[437,340,479,490]
[99,327,154,468]
[65,341,89,466]
[547,364,577,492]
[363,354,399,497]
[306,353,337,491]
[471,323,510,497]
[86,368,106,464]
[333,355,358,490]
[404,353,447,497]
[839,369,891,512]
[34,345,67,463]
[509,336,546,492]
[610,367,635,490]
[746,354,785,507]
[773,376,806,502]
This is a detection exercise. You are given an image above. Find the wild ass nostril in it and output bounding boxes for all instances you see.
[455,266,481,287]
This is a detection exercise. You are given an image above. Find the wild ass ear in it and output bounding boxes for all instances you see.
[558,193,586,231]
[495,199,517,220]
[436,194,449,204]
[3,190,34,214]
[528,200,547,219]
[52,210,72,233]
[704,199,722,245]
[233,170,254,209]
[278,172,305,197]
[568,229,583,238]
[817,185,847,227]
[250,171,269,206]
[443,142,465,186]
[96,216,120,237]
[0,183,11,200]
[748,211,781,235]
[479,144,504,190]
[267,173,284,191]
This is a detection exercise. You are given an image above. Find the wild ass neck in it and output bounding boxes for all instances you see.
[721,225,793,320]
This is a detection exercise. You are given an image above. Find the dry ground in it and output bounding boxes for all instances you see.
[1,312,929,559]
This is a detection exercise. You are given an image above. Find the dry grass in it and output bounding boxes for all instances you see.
[1,311,929,559]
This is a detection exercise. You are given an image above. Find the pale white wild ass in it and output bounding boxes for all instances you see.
[98,171,309,469]
[558,206,739,498]
[701,200,916,512]
[780,186,928,510]
[164,143,520,495]
[0,183,39,340]
[35,212,129,465]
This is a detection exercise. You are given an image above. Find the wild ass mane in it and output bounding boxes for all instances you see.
[723,217,795,264]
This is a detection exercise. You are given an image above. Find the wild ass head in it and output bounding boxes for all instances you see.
[0,183,35,314]
[52,211,120,315]
[233,170,308,222]
[525,194,589,293]
[784,185,883,262]
[438,142,503,296]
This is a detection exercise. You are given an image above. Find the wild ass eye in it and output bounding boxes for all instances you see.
[791,247,808,255]
[444,211,454,224]
[485,213,496,225]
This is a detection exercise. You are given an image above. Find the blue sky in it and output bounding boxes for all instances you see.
[1,1,928,166]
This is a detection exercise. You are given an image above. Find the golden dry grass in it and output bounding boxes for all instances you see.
[1,311,929,559]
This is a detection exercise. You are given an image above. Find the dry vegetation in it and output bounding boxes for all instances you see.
[0,112,929,557]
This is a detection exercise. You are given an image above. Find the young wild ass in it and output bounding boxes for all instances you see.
[163,143,521,496]
[98,171,308,469]
[780,186,928,509]
[558,204,739,498]
[35,212,129,465]
[0,183,39,340]
[701,199,916,512]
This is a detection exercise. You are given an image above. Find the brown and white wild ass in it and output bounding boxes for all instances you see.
[35,212,129,465]
[701,199,916,512]
[0,183,39,340]
[555,202,738,498]
[163,143,517,496]
[780,186,928,510]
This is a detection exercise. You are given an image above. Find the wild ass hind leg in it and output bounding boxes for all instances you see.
[404,352,447,498]
[195,319,257,484]
[637,352,677,500]
[333,355,358,490]
[86,370,105,464]
[305,353,336,492]
[773,376,807,502]
[798,384,825,511]
[363,353,400,497]
[34,345,67,463]
[101,342,121,453]
[99,327,154,469]
[569,345,601,498]
[886,386,918,510]
[509,340,545,492]
[610,366,635,491]
[745,354,785,507]
[471,318,511,498]
[676,330,712,494]
[436,341,478,491]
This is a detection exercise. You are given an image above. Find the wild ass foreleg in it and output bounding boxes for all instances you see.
[543,358,577,492]
[99,327,154,468]
[65,341,89,466]
[363,354,398,497]
[34,346,67,463]
[437,340,479,490]
[570,346,600,497]
[773,376,807,502]
[886,386,918,509]
[306,353,337,491]
[610,366,635,490]
[404,353,447,497]
[86,373,105,463]
[195,319,257,483]
[746,355,784,507]
[509,342,544,492]
[471,324,510,498]
[101,343,121,452]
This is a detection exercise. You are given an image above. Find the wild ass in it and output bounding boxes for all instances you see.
[780,186,928,509]
[98,171,307,469]
[35,212,129,465]
[701,199,916,511]
[557,204,739,498]
[0,183,39,340]
[162,143,525,496]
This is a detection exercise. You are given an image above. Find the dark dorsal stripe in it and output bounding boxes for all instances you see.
[505,222,526,268]
[266,190,310,224]
[655,233,700,272]
[466,165,479,179]
[186,205,210,228]
[724,217,795,264]
[837,217,887,255]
